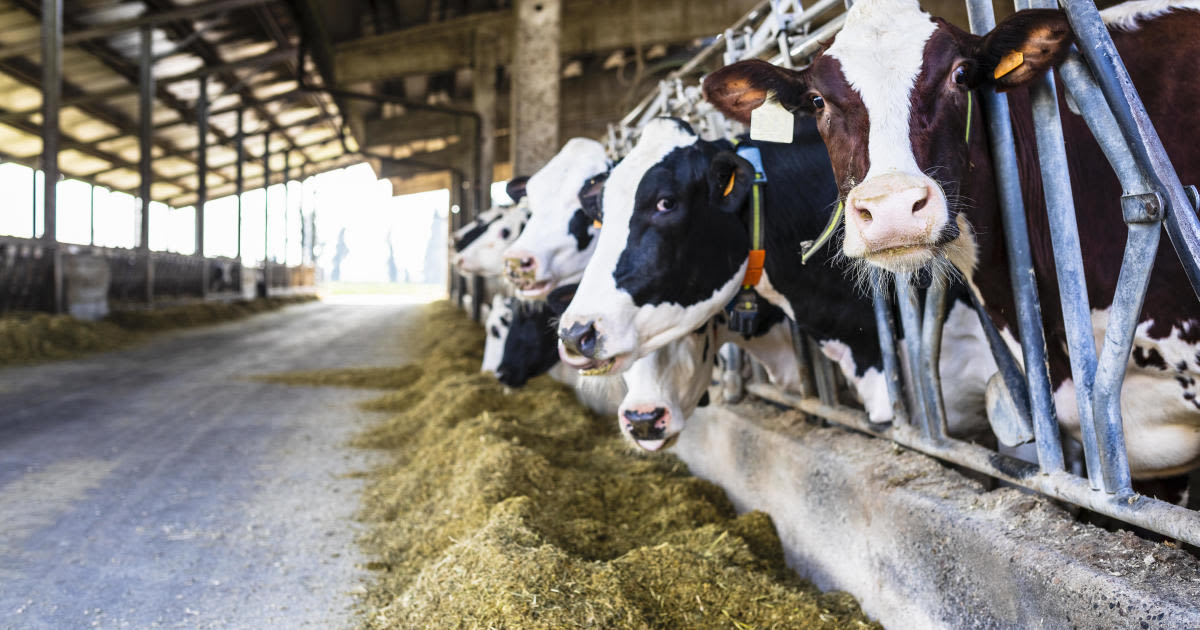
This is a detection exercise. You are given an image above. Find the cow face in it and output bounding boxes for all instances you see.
[703,0,1072,275]
[557,119,753,375]
[502,138,610,300]
[493,284,578,388]
[452,206,505,253]
[618,322,716,452]
[452,203,530,276]
[481,294,513,375]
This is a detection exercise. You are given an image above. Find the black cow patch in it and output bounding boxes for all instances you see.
[453,215,501,252]
[1133,346,1168,371]
[567,209,594,251]
[495,302,560,388]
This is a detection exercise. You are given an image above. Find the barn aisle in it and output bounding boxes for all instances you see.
[0,298,428,629]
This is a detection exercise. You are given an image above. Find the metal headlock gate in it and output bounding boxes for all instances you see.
[602,0,1200,546]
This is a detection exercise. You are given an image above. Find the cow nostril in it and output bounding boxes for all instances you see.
[858,207,873,223]
[520,257,535,270]
[560,321,599,359]
[912,196,928,214]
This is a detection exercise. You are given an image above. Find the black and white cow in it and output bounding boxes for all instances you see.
[452,202,531,277]
[704,0,1200,478]
[503,138,611,300]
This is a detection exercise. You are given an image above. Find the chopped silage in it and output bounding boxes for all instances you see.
[0,295,317,366]
[264,300,881,629]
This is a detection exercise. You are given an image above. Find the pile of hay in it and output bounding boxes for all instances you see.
[0,295,317,366]
[267,301,880,629]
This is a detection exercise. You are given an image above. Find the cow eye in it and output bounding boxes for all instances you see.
[953,65,968,85]
[811,95,825,109]
[656,198,676,212]
[500,228,511,239]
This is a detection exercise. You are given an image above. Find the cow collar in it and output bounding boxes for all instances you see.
[724,142,769,334]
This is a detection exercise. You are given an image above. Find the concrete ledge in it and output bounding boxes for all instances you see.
[673,402,1200,629]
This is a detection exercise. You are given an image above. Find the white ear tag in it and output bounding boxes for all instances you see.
[749,99,794,143]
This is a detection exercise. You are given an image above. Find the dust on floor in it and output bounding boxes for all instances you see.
[262,300,883,629]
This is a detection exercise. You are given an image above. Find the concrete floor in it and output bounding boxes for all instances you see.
[0,298,428,629]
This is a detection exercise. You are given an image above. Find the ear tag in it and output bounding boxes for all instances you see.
[749,99,794,143]
[993,51,1024,79]
[592,220,603,229]
[723,171,736,197]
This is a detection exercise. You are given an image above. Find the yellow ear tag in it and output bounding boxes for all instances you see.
[723,171,736,197]
[592,220,603,229]
[993,51,1024,79]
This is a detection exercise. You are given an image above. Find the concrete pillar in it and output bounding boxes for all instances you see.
[42,0,62,313]
[138,24,154,304]
[509,0,561,176]
[473,27,499,210]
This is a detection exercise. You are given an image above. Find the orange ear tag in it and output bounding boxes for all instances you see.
[993,51,1024,79]
[592,220,603,229]
[723,172,736,197]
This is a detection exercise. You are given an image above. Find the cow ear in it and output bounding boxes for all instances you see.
[545,283,578,317]
[577,172,608,224]
[506,176,530,202]
[703,59,809,124]
[708,152,755,214]
[975,9,1073,91]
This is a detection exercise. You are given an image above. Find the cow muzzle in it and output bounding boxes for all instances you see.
[557,320,626,375]
[843,173,948,272]
[620,405,678,452]
[502,249,554,298]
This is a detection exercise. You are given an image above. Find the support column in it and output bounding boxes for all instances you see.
[196,75,208,297]
[262,133,270,298]
[282,150,289,269]
[510,0,561,176]
[42,0,62,312]
[138,24,155,304]
[473,27,498,210]
[235,108,244,260]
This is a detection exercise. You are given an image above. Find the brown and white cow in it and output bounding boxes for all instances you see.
[704,0,1200,478]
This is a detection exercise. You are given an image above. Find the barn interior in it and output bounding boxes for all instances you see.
[2,0,1199,628]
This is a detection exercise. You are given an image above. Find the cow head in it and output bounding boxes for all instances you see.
[452,206,505,253]
[493,284,578,388]
[618,322,716,452]
[481,294,513,375]
[502,138,610,300]
[452,202,530,276]
[704,0,1072,275]
[557,118,753,375]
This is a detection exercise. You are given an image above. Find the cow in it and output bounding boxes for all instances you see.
[481,294,513,375]
[503,138,611,300]
[703,0,1200,478]
[618,303,800,451]
[451,201,530,276]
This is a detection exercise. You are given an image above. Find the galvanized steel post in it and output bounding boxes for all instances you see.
[197,75,209,296]
[263,132,271,298]
[41,0,62,312]
[235,108,244,261]
[870,270,908,426]
[139,24,155,304]
[966,0,1063,472]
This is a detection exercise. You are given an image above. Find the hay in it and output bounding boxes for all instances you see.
[265,300,881,629]
[0,295,317,366]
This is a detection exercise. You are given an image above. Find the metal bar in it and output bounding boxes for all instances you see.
[966,0,1063,473]
[0,0,279,62]
[920,279,949,440]
[895,272,932,439]
[89,184,95,246]
[139,24,154,304]
[40,0,60,246]
[1060,0,1200,301]
[870,269,908,426]
[196,76,208,259]
[235,108,244,260]
[807,337,838,407]
[788,320,818,400]
[1023,50,1104,488]
[283,151,290,267]
[745,382,1200,547]
[263,132,271,297]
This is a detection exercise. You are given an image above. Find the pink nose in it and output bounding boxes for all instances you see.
[503,249,539,278]
[845,173,942,253]
[620,405,673,451]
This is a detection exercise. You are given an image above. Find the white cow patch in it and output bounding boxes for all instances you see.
[825,0,937,180]
[1101,0,1200,31]
[481,295,512,374]
[454,203,529,276]
[820,339,892,422]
